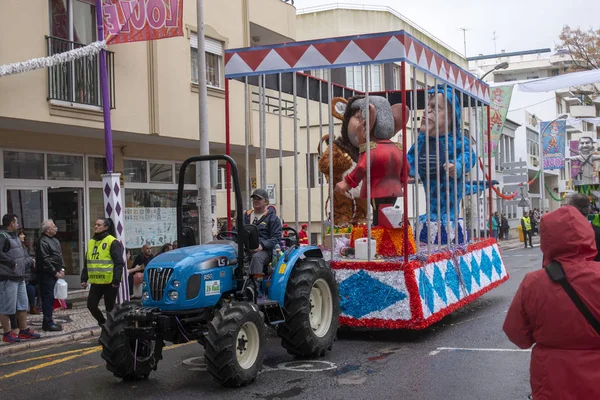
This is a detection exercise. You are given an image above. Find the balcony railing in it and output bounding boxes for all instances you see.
[46,36,115,109]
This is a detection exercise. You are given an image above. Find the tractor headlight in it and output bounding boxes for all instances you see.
[142,291,149,301]
[173,280,180,288]
[142,280,147,288]
[168,291,179,301]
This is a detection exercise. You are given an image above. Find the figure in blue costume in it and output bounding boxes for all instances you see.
[407,85,493,245]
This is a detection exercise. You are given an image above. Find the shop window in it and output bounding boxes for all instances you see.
[149,162,174,183]
[88,157,106,181]
[190,33,223,88]
[124,159,147,183]
[4,151,45,180]
[47,154,83,180]
[176,162,196,185]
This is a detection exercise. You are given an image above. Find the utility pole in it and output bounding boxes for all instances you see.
[459,28,469,57]
[196,0,212,244]
[493,31,497,54]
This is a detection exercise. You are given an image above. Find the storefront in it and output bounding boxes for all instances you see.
[0,148,200,288]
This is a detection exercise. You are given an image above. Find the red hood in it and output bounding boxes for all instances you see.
[540,206,597,266]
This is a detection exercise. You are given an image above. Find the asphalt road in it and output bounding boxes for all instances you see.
[0,246,540,400]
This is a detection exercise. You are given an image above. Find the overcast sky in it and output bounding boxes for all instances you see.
[294,0,599,58]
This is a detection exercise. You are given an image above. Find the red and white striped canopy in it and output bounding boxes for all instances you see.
[225,30,490,104]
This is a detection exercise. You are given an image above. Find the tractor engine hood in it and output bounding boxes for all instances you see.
[149,243,238,269]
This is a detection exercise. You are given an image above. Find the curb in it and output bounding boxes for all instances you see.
[0,326,101,356]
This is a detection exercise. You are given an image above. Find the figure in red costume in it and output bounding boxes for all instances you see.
[298,223,308,245]
[335,96,409,226]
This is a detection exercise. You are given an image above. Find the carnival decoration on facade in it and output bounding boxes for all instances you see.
[541,119,566,170]
[568,137,600,185]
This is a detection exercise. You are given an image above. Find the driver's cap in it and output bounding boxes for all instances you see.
[251,188,268,200]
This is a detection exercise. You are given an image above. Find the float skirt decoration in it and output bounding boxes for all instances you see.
[331,238,509,330]
[350,225,417,257]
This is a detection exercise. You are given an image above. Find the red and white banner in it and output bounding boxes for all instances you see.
[102,0,184,45]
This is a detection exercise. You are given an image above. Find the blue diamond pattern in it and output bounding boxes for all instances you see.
[418,270,435,314]
[480,252,493,281]
[339,271,406,319]
[445,261,460,300]
[459,258,473,294]
[433,265,447,305]
[492,249,503,278]
[470,255,481,287]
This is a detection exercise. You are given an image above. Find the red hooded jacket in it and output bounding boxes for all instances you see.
[503,206,600,399]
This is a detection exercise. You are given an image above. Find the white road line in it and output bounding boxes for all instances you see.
[429,347,531,355]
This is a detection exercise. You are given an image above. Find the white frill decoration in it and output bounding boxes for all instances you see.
[0,40,107,78]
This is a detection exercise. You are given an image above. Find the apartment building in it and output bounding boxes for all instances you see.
[469,48,600,214]
[0,0,296,286]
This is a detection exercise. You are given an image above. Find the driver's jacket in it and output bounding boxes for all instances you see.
[244,206,282,254]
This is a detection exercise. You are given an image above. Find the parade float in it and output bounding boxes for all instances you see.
[222,30,509,330]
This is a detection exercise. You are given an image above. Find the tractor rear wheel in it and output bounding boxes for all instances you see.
[277,258,340,358]
[100,301,164,380]
[204,302,266,387]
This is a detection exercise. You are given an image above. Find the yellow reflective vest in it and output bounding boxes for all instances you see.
[86,235,117,284]
[521,217,532,231]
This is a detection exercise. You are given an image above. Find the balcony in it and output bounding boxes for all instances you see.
[570,105,597,118]
[46,36,115,109]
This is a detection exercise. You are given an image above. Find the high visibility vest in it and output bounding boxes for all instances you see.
[86,235,117,284]
[522,217,532,231]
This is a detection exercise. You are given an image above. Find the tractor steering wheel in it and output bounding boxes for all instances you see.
[216,231,238,241]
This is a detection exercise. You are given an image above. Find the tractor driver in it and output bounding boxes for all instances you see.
[244,188,282,296]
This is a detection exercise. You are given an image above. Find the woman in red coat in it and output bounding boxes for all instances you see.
[503,206,600,399]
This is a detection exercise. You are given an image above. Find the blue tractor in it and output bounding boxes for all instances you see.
[99,155,340,387]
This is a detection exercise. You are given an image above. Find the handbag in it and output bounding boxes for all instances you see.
[133,272,144,285]
[545,260,600,335]
[54,278,68,300]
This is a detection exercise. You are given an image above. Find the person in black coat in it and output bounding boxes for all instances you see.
[568,193,600,261]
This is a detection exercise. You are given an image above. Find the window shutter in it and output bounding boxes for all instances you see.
[190,33,223,56]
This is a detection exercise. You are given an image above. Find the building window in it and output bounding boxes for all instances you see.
[149,163,174,183]
[306,153,322,188]
[176,162,196,185]
[191,33,224,88]
[50,0,96,44]
[4,151,45,180]
[88,157,106,181]
[216,165,227,190]
[526,75,539,80]
[124,159,148,183]
[311,70,325,80]
[346,65,381,92]
[528,139,539,157]
[47,154,84,181]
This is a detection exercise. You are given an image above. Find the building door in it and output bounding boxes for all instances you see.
[48,188,84,287]
[5,188,45,257]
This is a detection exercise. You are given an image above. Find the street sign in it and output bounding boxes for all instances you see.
[518,198,530,208]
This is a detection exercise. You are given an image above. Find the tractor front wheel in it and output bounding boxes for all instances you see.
[278,258,340,358]
[204,302,266,387]
[100,301,164,380]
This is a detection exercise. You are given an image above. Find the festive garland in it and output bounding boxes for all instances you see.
[0,40,107,78]
[545,183,567,201]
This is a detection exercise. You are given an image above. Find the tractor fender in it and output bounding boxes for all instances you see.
[269,245,323,306]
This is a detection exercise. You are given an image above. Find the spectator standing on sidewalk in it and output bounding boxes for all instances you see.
[0,214,40,343]
[501,214,510,240]
[19,229,39,315]
[521,211,533,248]
[35,220,65,332]
[81,218,125,327]
[128,243,153,294]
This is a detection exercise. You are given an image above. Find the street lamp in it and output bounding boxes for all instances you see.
[480,62,509,81]
[539,113,569,213]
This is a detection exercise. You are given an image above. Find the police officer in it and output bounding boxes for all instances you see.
[81,218,125,326]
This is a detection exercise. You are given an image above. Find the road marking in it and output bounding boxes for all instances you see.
[0,341,190,381]
[0,347,99,367]
[429,347,531,356]
[37,365,101,382]
[0,347,100,380]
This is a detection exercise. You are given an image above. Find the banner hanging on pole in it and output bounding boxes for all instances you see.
[482,85,513,158]
[541,119,566,170]
[102,0,184,45]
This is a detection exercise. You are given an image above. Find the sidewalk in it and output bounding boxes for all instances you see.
[0,290,101,356]
[497,234,540,251]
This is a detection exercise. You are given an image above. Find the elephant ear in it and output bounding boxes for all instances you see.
[332,97,348,121]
